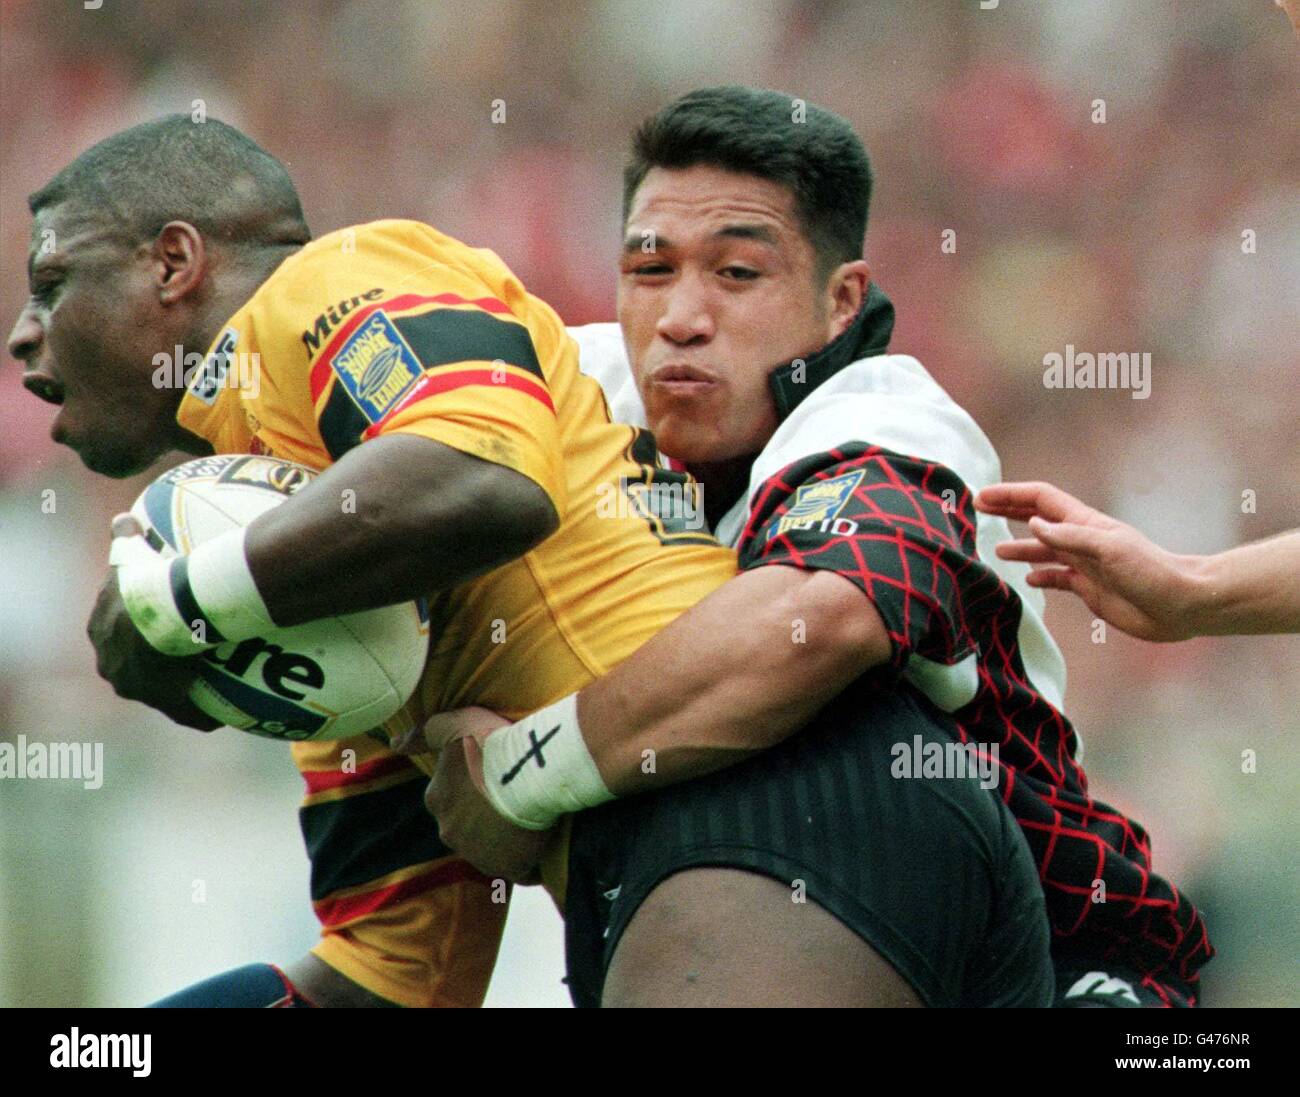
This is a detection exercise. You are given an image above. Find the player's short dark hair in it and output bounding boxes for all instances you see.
[623,86,872,277]
[29,113,310,248]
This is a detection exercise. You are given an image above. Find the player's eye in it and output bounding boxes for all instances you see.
[719,266,759,281]
[631,263,673,277]
[29,279,60,305]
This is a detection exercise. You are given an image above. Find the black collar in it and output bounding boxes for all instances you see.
[768,282,895,421]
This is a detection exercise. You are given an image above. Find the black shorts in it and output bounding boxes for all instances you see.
[564,681,1055,1008]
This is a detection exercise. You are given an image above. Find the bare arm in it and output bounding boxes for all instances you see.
[578,563,890,795]
[92,433,556,726]
[247,434,557,625]
[1191,531,1300,635]
[976,480,1300,640]
[417,447,998,840]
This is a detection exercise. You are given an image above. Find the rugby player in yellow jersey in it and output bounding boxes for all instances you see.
[9,114,736,1007]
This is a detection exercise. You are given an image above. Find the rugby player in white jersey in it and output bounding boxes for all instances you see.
[414,87,1213,1008]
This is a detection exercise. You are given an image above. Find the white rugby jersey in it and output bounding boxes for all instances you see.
[568,321,1068,720]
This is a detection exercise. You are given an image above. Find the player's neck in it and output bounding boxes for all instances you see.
[190,244,302,362]
[686,454,757,530]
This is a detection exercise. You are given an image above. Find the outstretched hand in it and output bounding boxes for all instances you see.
[975,482,1203,642]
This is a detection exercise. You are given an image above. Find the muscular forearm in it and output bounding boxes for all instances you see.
[1188,530,1300,637]
[246,435,558,626]
[578,564,891,796]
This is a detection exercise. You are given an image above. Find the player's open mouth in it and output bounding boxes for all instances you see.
[22,372,71,443]
[22,371,65,407]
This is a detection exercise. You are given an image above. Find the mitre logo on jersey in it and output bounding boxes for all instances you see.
[771,468,864,537]
[300,286,385,358]
[329,310,422,423]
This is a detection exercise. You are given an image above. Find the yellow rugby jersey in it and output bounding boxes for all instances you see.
[176,220,736,1007]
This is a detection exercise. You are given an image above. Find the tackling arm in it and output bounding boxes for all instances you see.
[439,444,988,832]
[577,562,889,796]
[1192,530,1300,636]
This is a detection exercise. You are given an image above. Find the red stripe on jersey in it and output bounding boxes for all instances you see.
[314,860,492,926]
[361,367,555,440]
[308,293,512,402]
[301,753,413,795]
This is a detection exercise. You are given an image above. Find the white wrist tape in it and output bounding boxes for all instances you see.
[112,527,276,657]
[480,694,613,831]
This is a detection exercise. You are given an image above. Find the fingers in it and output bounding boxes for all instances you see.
[1024,567,1081,592]
[108,513,155,569]
[994,538,1062,565]
[162,698,221,732]
[462,734,486,794]
[1026,517,1106,560]
[108,532,159,569]
[422,710,476,751]
[423,775,442,819]
[398,706,511,755]
[975,481,1088,524]
[115,671,220,731]
[393,709,472,754]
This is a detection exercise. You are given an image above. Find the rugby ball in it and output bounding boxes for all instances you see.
[131,454,430,741]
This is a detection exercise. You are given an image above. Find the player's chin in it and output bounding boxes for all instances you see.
[650,423,712,464]
[647,406,725,463]
[76,436,154,480]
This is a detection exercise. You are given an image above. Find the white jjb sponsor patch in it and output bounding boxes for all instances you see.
[189,327,239,405]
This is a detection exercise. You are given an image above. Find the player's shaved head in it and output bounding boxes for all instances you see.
[29,114,310,249]
[11,115,312,479]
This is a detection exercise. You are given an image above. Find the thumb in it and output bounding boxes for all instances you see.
[391,711,470,755]
[111,512,144,540]
[421,710,478,751]
[107,513,158,569]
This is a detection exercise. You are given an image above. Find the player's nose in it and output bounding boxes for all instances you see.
[656,277,714,346]
[7,307,43,364]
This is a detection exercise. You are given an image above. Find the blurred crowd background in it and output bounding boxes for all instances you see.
[1,0,1296,1007]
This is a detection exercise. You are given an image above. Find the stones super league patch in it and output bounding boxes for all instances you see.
[328,310,423,423]
[772,468,865,537]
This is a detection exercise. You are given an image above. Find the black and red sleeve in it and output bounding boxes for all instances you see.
[736,444,1002,672]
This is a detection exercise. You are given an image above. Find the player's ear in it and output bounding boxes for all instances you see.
[153,221,208,305]
[823,260,870,342]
